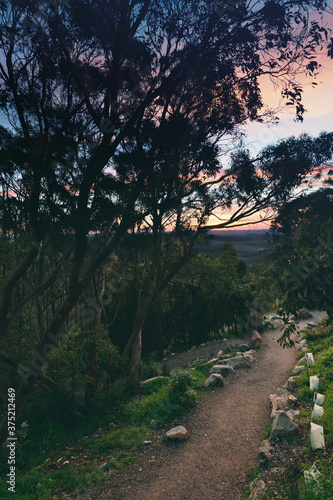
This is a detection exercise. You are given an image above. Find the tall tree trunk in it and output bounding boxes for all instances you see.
[121,291,153,382]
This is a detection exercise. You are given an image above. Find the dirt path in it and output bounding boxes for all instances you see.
[75,312,325,500]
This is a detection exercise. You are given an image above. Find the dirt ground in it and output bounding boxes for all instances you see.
[71,311,325,500]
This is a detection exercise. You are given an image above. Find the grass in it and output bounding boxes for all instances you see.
[262,421,273,440]
[0,360,215,499]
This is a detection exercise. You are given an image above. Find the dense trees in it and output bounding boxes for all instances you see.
[0,0,333,450]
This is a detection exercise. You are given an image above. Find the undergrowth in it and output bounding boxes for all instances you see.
[262,319,333,500]
[0,360,215,499]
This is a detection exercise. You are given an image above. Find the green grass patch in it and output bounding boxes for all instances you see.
[96,425,150,454]
[262,421,272,440]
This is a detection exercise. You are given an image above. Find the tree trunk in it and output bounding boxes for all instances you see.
[126,327,142,383]
[122,291,153,383]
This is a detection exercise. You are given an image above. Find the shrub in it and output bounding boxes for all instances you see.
[168,369,194,399]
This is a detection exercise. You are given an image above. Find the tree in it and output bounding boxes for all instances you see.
[116,131,333,380]
[0,0,332,449]
[267,188,333,346]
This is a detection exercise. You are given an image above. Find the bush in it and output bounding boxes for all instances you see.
[168,369,194,399]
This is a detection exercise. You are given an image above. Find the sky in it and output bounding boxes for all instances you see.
[241,57,333,158]
[213,36,333,231]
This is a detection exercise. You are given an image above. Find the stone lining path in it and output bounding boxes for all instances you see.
[72,311,325,500]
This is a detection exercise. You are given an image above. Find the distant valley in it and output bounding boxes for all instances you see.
[196,229,272,264]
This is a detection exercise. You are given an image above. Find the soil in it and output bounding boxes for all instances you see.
[69,311,325,500]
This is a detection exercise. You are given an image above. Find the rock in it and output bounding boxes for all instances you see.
[269,388,290,403]
[242,353,255,365]
[211,363,235,377]
[206,357,219,365]
[270,411,298,440]
[272,318,284,329]
[238,344,250,352]
[258,439,271,466]
[307,322,316,328]
[204,373,224,387]
[299,309,313,319]
[143,440,152,445]
[297,339,308,351]
[292,365,306,376]
[249,330,262,349]
[284,377,297,391]
[248,479,266,499]
[218,354,233,360]
[224,356,247,370]
[270,395,298,420]
[286,409,300,421]
[140,376,168,388]
[166,426,189,441]
[217,350,223,357]
[288,395,298,408]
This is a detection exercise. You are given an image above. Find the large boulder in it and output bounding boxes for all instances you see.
[270,411,298,440]
[204,373,224,387]
[166,426,189,441]
[270,394,298,420]
[224,356,247,370]
[249,330,262,349]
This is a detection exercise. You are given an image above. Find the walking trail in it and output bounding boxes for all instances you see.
[76,311,325,500]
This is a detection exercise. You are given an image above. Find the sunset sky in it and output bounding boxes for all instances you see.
[241,57,333,157]
[213,41,333,231]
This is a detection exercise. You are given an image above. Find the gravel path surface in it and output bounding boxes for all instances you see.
[73,311,325,500]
